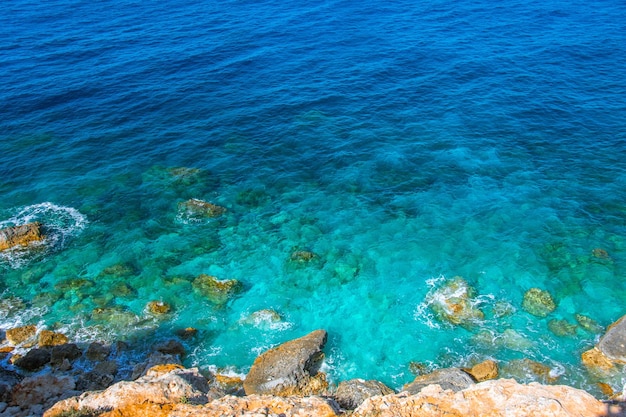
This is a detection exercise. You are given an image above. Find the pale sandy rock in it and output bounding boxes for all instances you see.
[5,325,37,346]
[352,379,607,417]
[44,365,216,417]
[465,359,498,382]
[581,347,615,375]
[243,329,329,396]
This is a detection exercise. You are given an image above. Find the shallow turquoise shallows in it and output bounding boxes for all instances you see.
[1,0,626,396]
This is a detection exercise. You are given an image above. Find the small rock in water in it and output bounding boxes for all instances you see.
[146,300,172,315]
[335,379,394,410]
[502,358,560,384]
[591,248,611,260]
[290,250,318,263]
[575,314,603,334]
[427,277,485,328]
[174,327,198,340]
[465,359,499,382]
[38,330,69,347]
[5,325,37,346]
[522,288,556,318]
[192,274,243,305]
[581,347,615,375]
[178,198,226,219]
[0,222,45,251]
[548,319,578,337]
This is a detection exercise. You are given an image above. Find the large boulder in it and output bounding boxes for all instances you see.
[13,348,51,371]
[0,222,45,251]
[403,368,475,395]
[352,379,607,417]
[5,324,37,345]
[243,329,329,396]
[334,379,394,410]
[597,314,626,363]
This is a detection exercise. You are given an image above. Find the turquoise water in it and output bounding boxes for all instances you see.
[2,0,626,395]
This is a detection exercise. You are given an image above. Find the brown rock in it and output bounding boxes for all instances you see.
[147,300,172,315]
[213,373,245,395]
[502,359,560,384]
[335,379,395,410]
[0,222,45,251]
[178,198,226,218]
[581,347,615,374]
[403,367,474,395]
[465,359,499,382]
[522,288,556,317]
[351,379,606,417]
[427,277,484,328]
[192,274,243,305]
[243,329,328,396]
[38,330,69,347]
[174,327,198,339]
[6,324,37,345]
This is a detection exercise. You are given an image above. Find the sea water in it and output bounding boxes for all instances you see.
[1,0,626,395]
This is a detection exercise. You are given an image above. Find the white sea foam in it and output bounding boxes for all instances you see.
[0,202,88,268]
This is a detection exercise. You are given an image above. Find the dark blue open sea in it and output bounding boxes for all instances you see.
[2,0,626,394]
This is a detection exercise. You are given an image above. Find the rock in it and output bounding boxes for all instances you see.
[351,379,606,417]
[243,329,328,396]
[581,347,615,374]
[408,361,430,376]
[174,327,198,340]
[192,274,243,305]
[111,282,136,297]
[50,343,82,367]
[86,342,111,361]
[100,263,136,277]
[334,379,394,410]
[76,369,116,391]
[0,368,21,403]
[464,359,499,382]
[427,277,484,328]
[178,198,226,219]
[0,222,45,251]
[212,373,245,396]
[592,248,611,260]
[147,300,172,315]
[154,339,185,356]
[13,348,51,371]
[240,309,283,329]
[522,288,556,317]
[502,359,560,384]
[575,314,603,334]
[44,366,215,417]
[597,314,626,363]
[5,324,37,345]
[11,374,76,410]
[547,319,578,337]
[38,330,69,347]
[0,297,25,319]
[290,250,318,263]
[131,352,183,380]
[403,367,475,395]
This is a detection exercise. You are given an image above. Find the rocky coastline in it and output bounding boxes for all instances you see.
[0,320,625,416]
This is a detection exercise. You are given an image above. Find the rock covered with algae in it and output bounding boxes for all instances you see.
[522,288,556,318]
[178,198,226,220]
[192,274,243,305]
[0,222,45,251]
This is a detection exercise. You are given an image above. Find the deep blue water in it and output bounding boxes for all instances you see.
[2,0,626,394]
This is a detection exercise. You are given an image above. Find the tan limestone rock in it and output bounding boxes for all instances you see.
[38,330,69,347]
[581,347,615,375]
[522,288,556,318]
[352,379,606,417]
[465,359,499,382]
[427,277,484,328]
[0,222,45,251]
[6,324,37,345]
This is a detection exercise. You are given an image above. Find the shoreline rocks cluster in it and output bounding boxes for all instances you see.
[0,321,625,417]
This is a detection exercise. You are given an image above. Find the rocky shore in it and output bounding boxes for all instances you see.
[1,320,626,417]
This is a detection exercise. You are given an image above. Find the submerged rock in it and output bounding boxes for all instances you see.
[522,288,556,318]
[193,274,243,305]
[290,250,318,263]
[334,379,394,410]
[0,222,45,251]
[501,358,560,384]
[244,329,329,396]
[403,367,475,394]
[575,314,603,334]
[147,300,172,315]
[240,309,283,329]
[427,277,484,328]
[178,198,226,219]
[597,314,626,363]
[547,319,578,337]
